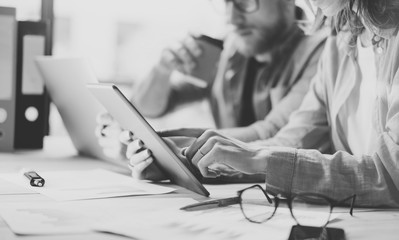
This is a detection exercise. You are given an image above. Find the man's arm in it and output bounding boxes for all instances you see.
[132,64,174,117]
[131,36,208,117]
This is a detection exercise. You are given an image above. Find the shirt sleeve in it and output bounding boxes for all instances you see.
[264,143,399,207]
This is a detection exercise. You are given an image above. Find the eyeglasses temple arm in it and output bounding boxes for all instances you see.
[264,191,273,204]
[337,194,357,216]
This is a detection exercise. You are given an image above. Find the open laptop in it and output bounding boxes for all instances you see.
[35,57,111,163]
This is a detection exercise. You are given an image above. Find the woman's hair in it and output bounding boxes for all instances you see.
[313,0,399,36]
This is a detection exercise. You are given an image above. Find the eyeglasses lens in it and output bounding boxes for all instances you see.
[240,186,276,223]
[235,0,258,12]
[210,0,258,14]
[291,195,331,227]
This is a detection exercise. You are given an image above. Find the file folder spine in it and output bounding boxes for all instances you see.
[14,21,50,149]
[0,7,18,151]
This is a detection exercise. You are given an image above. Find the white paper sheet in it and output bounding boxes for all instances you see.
[0,169,175,201]
[0,192,344,238]
[93,205,342,240]
[0,178,36,195]
[94,207,279,240]
[0,198,197,235]
[0,203,90,235]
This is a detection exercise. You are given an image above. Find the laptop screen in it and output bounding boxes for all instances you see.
[35,57,114,164]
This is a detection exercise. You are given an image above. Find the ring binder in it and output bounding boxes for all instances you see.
[0,7,18,151]
[0,7,50,151]
[14,21,50,149]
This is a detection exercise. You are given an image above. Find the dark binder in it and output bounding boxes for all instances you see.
[14,21,50,149]
[0,7,18,151]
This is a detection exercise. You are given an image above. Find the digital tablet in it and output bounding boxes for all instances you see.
[87,83,209,197]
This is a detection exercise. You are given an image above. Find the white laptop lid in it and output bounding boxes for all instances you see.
[35,57,109,162]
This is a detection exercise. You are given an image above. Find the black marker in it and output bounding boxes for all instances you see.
[23,169,45,187]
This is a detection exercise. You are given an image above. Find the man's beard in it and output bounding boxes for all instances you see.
[233,22,287,57]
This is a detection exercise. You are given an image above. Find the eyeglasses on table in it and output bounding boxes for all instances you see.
[237,184,356,227]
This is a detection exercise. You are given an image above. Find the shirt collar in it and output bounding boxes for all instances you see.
[338,24,399,57]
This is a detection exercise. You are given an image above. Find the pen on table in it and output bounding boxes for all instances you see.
[21,169,45,187]
[180,196,240,211]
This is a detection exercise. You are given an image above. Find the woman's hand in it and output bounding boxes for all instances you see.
[185,129,269,178]
[126,138,167,181]
[126,127,206,181]
[96,112,166,181]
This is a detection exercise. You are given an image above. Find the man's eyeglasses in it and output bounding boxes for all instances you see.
[238,185,356,227]
[210,0,259,14]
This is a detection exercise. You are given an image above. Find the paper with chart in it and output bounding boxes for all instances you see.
[0,169,174,201]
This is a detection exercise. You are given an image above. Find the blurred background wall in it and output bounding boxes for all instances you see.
[0,0,313,133]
